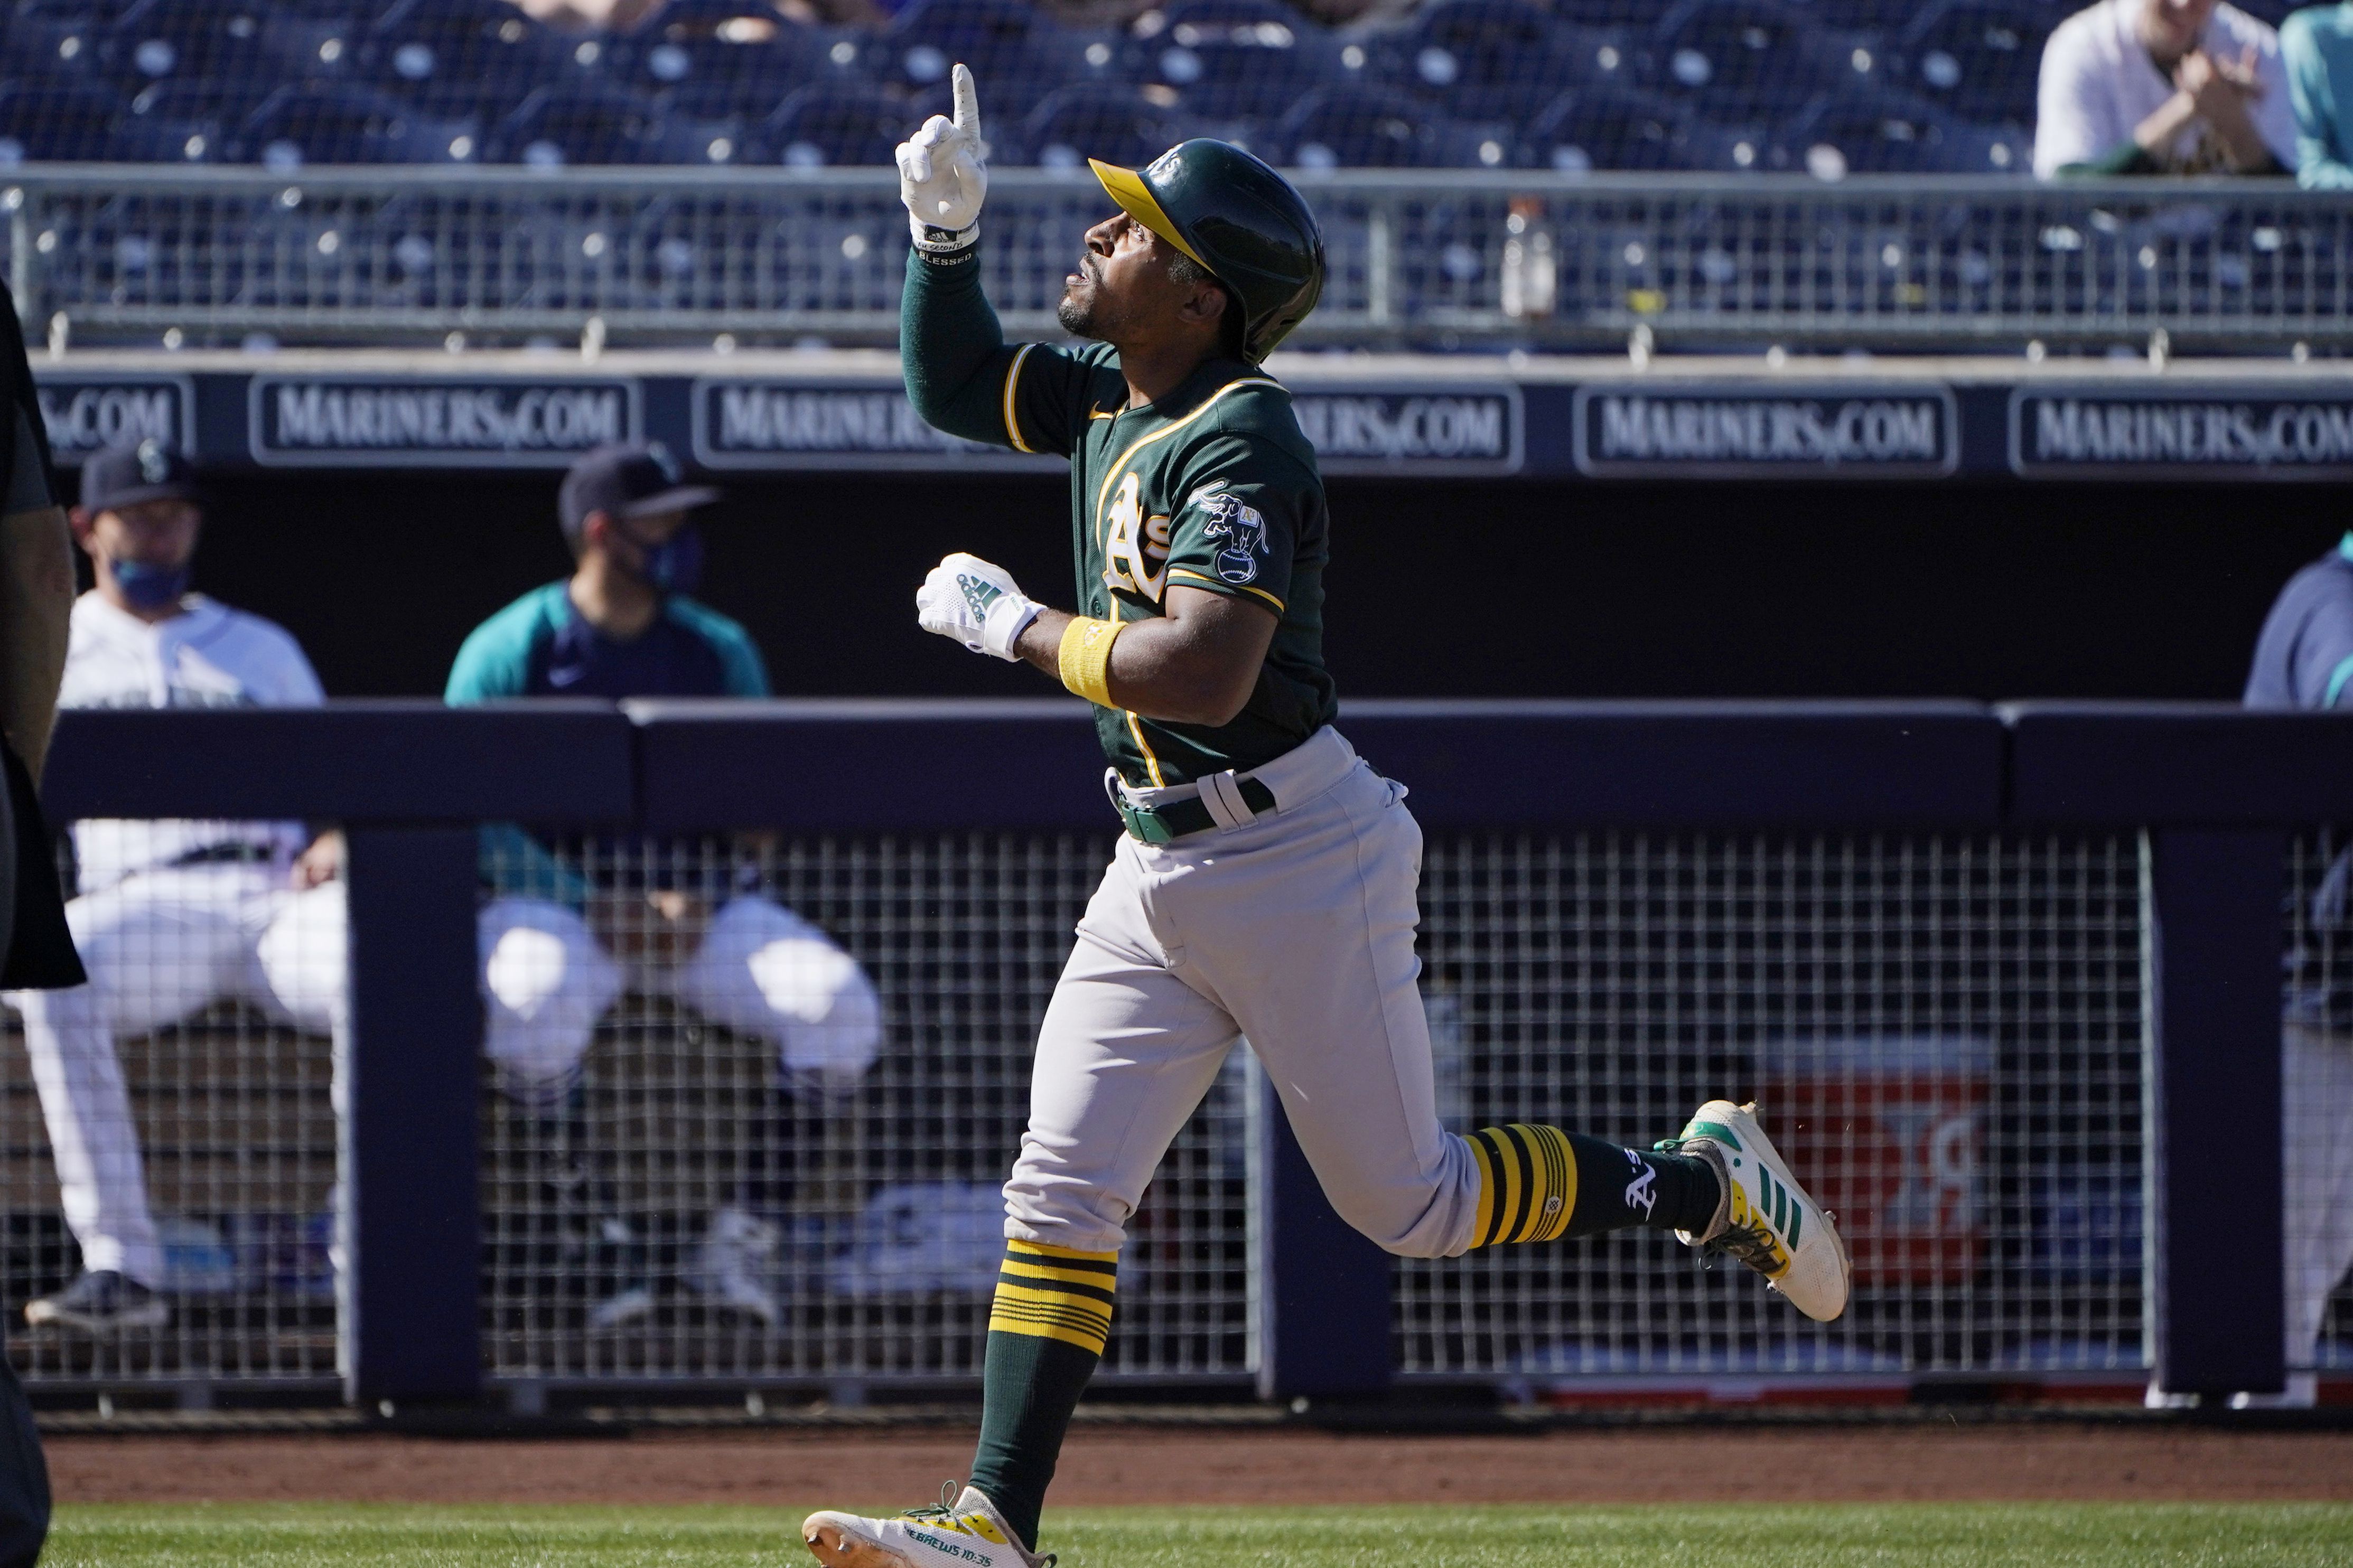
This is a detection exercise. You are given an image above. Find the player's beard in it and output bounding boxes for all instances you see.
[1057,259,1114,340]
[1056,284,1101,340]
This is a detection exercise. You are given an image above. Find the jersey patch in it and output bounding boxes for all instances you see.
[1192,483,1269,586]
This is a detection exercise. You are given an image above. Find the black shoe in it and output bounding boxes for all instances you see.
[24,1270,169,1332]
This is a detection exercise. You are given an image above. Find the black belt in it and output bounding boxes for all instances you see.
[1115,777,1278,844]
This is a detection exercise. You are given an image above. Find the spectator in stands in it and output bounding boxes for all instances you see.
[5,441,346,1336]
[2282,4,2353,186]
[447,442,880,1331]
[2034,0,2295,176]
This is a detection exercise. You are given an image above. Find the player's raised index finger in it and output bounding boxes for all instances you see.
[951,63,981,137]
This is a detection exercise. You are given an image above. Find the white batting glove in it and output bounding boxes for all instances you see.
[897,63,987,254]
[917,552,1038,662]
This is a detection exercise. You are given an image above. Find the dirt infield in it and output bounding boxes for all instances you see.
[41,1425,2353,1506]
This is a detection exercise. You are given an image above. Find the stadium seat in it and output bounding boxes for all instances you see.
[110,79,272,163]
[617,0,830,119]
[1546,0,1656,23]
[1522,84,1700,171]
[1385,0,1582,125]
[107,0,274,87]
[758,82,915,167]
[261,1,369,81]
[1019,81,1189,170]
[1553,23,1640,93]
[1647,0,1835,125]
[493,82,714,165]
[363,0,562,120]
[1135,0,1338,121]
[243,81,477,165]
[1272,84,1483,168]
[872,0,1077,116]
[1773,84,1991,175]
[1898,0,2051,128]
[0,1,108,81]
[0,79,118,162]
[1803,1,1922,29]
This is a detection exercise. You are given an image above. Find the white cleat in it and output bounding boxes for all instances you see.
[1661,1099,1852,1322]
[805,1485,1052,1568]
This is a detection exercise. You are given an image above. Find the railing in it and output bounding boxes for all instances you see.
[6,168,2353,354]
[0,699,2333,1410]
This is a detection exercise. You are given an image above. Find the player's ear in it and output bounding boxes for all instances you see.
[64,506,94,548]
[1177,280,1228,327]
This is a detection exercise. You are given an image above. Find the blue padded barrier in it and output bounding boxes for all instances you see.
[1338,698,2005,828]
[44,699,636,824]
[628,697,1109,833]
[2003,702,2353,827]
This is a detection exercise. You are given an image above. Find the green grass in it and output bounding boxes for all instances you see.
[42,1503,2353,1566]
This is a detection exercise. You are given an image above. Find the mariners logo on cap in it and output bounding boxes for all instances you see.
[648,441,681,485]
[136,439,171,485]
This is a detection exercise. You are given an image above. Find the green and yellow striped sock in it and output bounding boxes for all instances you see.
[968,1239,1117,1553]
[1467,1124,1720,1245]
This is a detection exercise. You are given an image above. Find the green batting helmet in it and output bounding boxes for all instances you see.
[1090,139,1325,364]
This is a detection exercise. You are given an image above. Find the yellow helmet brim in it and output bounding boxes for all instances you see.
[1088,157,1216,277]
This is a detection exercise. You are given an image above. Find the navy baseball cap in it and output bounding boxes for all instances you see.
[558,443,718,544]
[81,439,198,512]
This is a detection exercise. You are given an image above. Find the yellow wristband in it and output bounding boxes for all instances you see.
[1058,616,1126,708]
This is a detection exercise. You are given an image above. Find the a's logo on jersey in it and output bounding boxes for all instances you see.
[1192,483,1267,586]
[135,438,171,484]
[1101,470,1170,602]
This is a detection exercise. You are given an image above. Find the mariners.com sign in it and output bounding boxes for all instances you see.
[31,367,2353,482]
[692,380,1522,474]
[1572,386,1958,477]
[2010,388,2353,476]
[250,377,640,466]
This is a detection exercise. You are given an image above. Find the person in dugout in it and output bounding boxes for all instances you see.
[8,440,344,1339]
[446,442,881,1331]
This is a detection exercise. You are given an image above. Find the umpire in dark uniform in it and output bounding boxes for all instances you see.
[0,271,92,1565]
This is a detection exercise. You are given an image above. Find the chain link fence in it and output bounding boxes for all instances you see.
[0,841,343,1397]
[1399,832,2150,1388]
[7,168,2353,353]
[32,815,2353,1403]
[2282,832,2353,1394]
[479,831,1249,1394]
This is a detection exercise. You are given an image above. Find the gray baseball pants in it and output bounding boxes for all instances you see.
[1002,726,1487,1261]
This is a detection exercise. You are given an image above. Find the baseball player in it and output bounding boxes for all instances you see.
[5,440,347,1335]
[448,443,882,1328]
[802,70,1850,1568]
[2240,533,2353,1409]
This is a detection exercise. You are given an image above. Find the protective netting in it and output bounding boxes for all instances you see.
[0,838,344,1392]
[478,831,1250,1388]
[0,0,2083,174]
[1398,832,2150,1385]
[2281,832,2353,1390]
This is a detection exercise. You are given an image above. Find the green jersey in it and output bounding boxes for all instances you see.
[902,246,1336,788]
